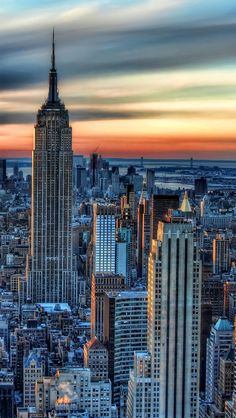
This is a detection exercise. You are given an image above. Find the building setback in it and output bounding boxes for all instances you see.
[27,32,77,304]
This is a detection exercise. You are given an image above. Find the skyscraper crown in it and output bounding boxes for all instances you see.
[47,29,59,104]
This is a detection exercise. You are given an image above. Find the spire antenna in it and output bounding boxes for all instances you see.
[52,28,55,70]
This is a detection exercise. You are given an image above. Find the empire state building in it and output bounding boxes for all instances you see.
[27,32,78,304]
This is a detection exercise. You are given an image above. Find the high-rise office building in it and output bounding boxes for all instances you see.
[148,220,201,417]
[205,317,234,403]
[27,32,78,304]
[128,216,201,418]
[127,352,152,418]
[116,227,131,286]
[195,176,208,198]
[213,234,230,275]
[103,290,147,417]
[146,168,155,197]
[76,165,87,192]
[23,350,43,407]
[93,203,116,274]
[89,153,99,188]
[137,183,151,281]
[150,194,179,240]
[91,273,126,341]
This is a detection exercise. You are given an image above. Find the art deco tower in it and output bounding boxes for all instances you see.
[27,32,77,304]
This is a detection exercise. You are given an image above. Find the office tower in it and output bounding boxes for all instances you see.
[120,185,137,282]
[89,153,99,187]
[15,325,47,392]
[128,217,201,418]
[111,167,120,196]
[205,317,234,403]
[148,220,201,417]
[0,338,8,368]
[195,176,208,198]
[214,348,234,413]
[91,273,126,340]
[93,203,116,274]
[201,274,224,318]
[84,336,108,380]
[23,350,43,407]
[213,234,230,275]
[0,159,7,184]
[127,352,152,418]
[150,194,179,240]
[146,168,155,197]
[103,290,147,417]
[137,183,151,281]
[27,33,78,304]
[224,280,236,317]
[115,227,131,286]
[76,166,87,191]
[0,315,8,350]
[228,319,236,418]
[200,303,212,392]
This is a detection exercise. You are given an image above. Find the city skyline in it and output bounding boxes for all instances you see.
[1,0,236,159]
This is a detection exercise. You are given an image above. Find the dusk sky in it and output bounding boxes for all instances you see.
[1,0,236,159]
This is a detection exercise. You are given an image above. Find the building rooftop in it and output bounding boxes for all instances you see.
[36,303,71,313]
[214,317,233,332]
[86,336,105,351]
[105,290,147,299]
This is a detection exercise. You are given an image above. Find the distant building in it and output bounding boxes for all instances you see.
[137,182,151,282]
[76,166,87,192]
[146,168,155,197]
[213,234,230,275]
[116,227,131,286]
[0,159,7,184]
[93,204,116,274]
[150,194,179,240]
[195,177,208,198]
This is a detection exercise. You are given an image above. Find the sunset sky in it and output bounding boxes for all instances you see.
[1,0,236,159]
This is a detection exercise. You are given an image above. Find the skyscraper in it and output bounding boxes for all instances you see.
[127,215,202,418]
[150,194,179,240]
[103,290,148,417]
[213,234,230,275]
[93,203,116,274]
[205,317,234,403]
[90,272,126,341]
[27,32,78,304]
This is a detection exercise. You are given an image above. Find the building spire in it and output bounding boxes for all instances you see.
[47,29,59,104]
[51,28,55,70]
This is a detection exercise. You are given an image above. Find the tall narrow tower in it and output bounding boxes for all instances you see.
[27,32,77,304]
[127,214,201,418]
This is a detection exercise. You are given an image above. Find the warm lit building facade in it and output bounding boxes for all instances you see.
[127,217,201,418]
[27,33,77,304]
